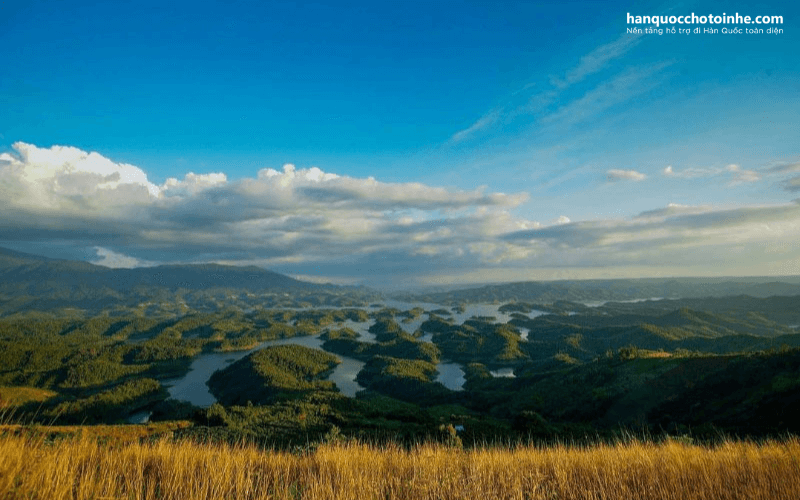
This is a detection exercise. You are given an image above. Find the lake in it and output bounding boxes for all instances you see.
[160,302,538,412]
[163,334,366,407]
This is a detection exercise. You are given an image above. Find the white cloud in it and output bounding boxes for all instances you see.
[92,247,154,268]
[162,172,228,197]
[663,163,761,186]
[500,201,800,280]
[607,169,646,182]
[0,142,531,278]
[663,164,723,178]
[635,203,712,219]
[726,164,761,186]
[4,142,799,286]
[0,142,159,214]
[245,162,528,210]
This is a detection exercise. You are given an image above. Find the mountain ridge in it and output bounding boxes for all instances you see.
[0,246,317,291]
[0,246,372,314]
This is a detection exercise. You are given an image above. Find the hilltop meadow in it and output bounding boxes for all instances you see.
[1,426,799,500]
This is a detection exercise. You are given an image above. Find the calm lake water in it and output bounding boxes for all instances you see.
[160,302,539,412]
[163,335,366,407]
[435,362,466,391]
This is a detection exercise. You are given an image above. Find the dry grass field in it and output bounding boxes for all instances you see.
[1,429,799,500]
[0,387,58,408]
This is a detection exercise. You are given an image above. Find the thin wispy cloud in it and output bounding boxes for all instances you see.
[607,169,646,182]
[766,161,800,174]
[662,165,722,179]
[782,176,800,192]
[765,161,800,193]
[449,109,502,143]
[449,32,644,142]
[662,164,761,186]
[502,202,800,274]
[635,203,713,219]
[553,34,643,88]
[541,61,672,128]
[726,164,761,186]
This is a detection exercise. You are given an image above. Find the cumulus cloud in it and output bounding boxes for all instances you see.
[3,142,799,286]
[162,172,228,197]
[0,142,532,281]
[606,169,646,182]
[242,163,528,211]
[0,142,159,215]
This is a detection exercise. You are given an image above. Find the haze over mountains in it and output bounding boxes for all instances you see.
[0,246,316,292]
[2,246,800,317]
[0,247,366,314]
[402,277,800,305]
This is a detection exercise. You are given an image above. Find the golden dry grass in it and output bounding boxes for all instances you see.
[1,432,798,499]
[0,386,58,408]
[0,422,192,443]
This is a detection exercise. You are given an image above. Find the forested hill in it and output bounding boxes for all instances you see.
[0,247,376,314]
[398,277,800,305]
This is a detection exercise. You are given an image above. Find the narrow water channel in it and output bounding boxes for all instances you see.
[161,303,537,410]
[163,334,366,407]
[435,362,466,391]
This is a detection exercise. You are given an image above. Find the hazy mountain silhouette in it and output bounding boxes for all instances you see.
[0,247,327,304]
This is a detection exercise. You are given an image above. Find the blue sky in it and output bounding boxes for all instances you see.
[1,0,799,287]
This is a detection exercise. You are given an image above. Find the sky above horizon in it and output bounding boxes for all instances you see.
[1,0,799,288]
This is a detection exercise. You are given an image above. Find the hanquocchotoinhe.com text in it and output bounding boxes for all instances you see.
[627,12,784,35]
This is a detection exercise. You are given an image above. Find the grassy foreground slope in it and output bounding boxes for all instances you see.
[1,432,798,500]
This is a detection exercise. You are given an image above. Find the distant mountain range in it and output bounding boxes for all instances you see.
[2,246,800,316]
[0,246,320,292]
[0,247,368,315]
[398,276,800,305]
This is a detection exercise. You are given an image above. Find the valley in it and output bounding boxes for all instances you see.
[2,247,799,447]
